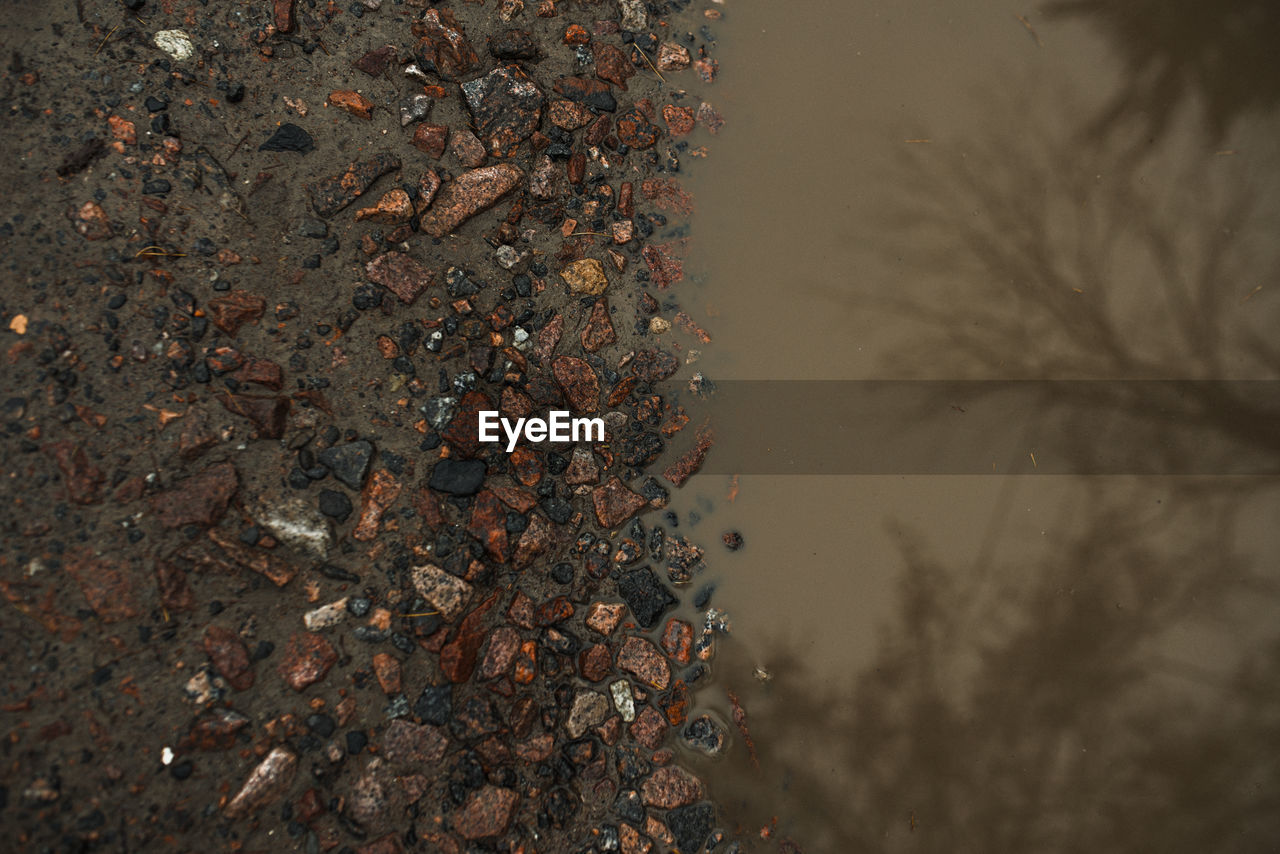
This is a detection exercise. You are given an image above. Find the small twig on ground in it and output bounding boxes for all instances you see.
[1015,14,1044,47]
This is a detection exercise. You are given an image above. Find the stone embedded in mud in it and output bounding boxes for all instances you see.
[490,28,540,60]
[552,355,600,413]
[641,241,686,289]
[259,123,314,153]
[581,297,617,352]
[641,766,703,809]
[593,43,634,90]
[560,258,609,295]
[616,106,662,150]
[553,76,617,112]
[224,746,296,818]
[617,0,647,31]
[428,458,487,495]
[578,643,613,682]
[410,564,473,622]
[660,618,694,664]
[307,152,401,218]
[348,758,392,824]
[371,652,401,695]
[461,65,545,157]
[65,549,139,623]
[629,705,668,749]
[355,44,397,77]
[657,42,691,70]
[566,689,610,738]
[547,100,594,130]
[419,164,524,237]
[592,476,648,529]
[629,348,680,384]
[381,719,449,765]
[44,441,104,504]
[68,201,112,240]
[273,0,296,33]
[412,122,448,158]
[529,154,560,201]
[620,823,651,854]
[682,714,727,756]
[564,446,601,486]
[328,90,374,119]
[302,597,349,630]
[151,462,237,528]
[440,592,501,682]
[618,635,671,689]
[663,428,713,488]
[467,489,509,562]
[206,290,265,335]
[696,101,725,134]
[450,129,487,168]
[480,626,520,679]
[453,785,518,840]
[203,625,254,691]
[413,8,479,81]
[355,189,414,224]
[366,251,435,304]
[278,632,338,691]
[219,394,290,439]
[414,683,452,726]
[318,440,374,489]
[662,104,696,135]
[156,561,196,612]
[586,602,626,635]
[513,512,553,569]
[616,566,677,629]
[665,803,716,853]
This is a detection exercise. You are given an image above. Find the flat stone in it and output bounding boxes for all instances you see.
[611,679,636,722]
[593,43,634,90]
[547,100,594,130]
[318,440,374,489]
[580,297,616,352]
[616,567,676,629]
[616,106,661,149]
[413,683,452,726]
[365,252,435,304]
[566,690,610,738]
[412,8,479,81]
[665,803,715,853]
[662,104,696,135]
[428,458,486,495]
[224,747,296,818]
[412,123,448,158]
[218,394,291,439]
[560,258,609,295]
[151,462,237,528]
[420,164,524,237]
[381,719,449,765]
[371,652,401,695]
[641,766,703,809]
[578,643,612,682]
[529,155,559,201]
[564,446,600,485]
[618,635,670,689]
[65,549,139,622]
[553,76,617,112]
[453,785,518,840]
[440,592,501,682]
[657,42,691,71]
[355,44,397,76]
[355,189,415,224]
[204,625,253,691]
[479,626,521,679]
[660,618,694,664]
[410,564,473,622]
[329,90,374,119]
[618,0,647,31]
[278,632,338,691]
[586,602,625,635]
[629,349,680,383]
[629,705,667,749]
[449,129,487,167]
[307,152,400,218]
[592,476,648,529]
[552,356,600,413]
[461,65,545,157]
[206,290,265,335]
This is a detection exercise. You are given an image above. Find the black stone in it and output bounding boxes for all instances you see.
[306,713,336,738]
[489,29,539,61]
[428,458,486,496]
[614,789,644,824]
[616,566,677,629]
[259,123,314,154]
[666,803,715,852]
[318,440,373,489]
[414,683,452,726]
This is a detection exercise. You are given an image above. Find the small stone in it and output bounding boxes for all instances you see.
[355,44,397,76]
[371,652,402,695]
[206,290,266,334]
[489,29,540,60]
[224,747,296,818]
[273,0,296,33]
[461,65,545,157]
[450,129,487,167]
[660,618,694,664]
[593,43,634,90]
[303,598,348,630]
[412,123,448,157]
[529,155,559,201]
[365,253,436,304]
[318,489,352,521]
[547,100,594,130]
[585,602,625,635]
[381,719,448,765]
[592,477,648,529]
[413,8,480,81]
[618,636,670,689]
[203,626,254,691]
[410,564,473,622]
[329,90,374,119]
[581,297,617,352]
[649,316,671,334]
[553,76,617,112]
[355,189,414,224]
[318,440,374,489]
[352,469,403,542]
[219,394,291,439]
[259,123,314,153]
[552,355,600,413]
[666,803,715,853]
[657,42,691,71]
[69,201,112,240]
[414,683,452,726]
[428,458,487,495]
[278,632,338,691]
[479,627,520,679]
[307,152,400,218]
[153,29,195,62]
[696,101,725,134]
[578,643,612,682]
[420,164,524,237]
[453,785,519,840]
[566,689,610,738]
[661,104,696,135]
[618,0,647,31]
[151,462,237,528]
[616,107,661,150]
[564,446,600,485]
[682,714,726,756]
[641,766,702,809]
[440,592,500,682]
[561,258,609,294]
[629,705,667,749]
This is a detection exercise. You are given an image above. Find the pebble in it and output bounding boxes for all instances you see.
[616,566,677,629]
[224,747,297,818]
[318,440,373,489]
[410,563,473,622]
[610,680,635,722]
[565,689,610,738]
[617,636,670,689]
[453,785,519,840]
[278,632,338,691]
[420,164,525,237]
[560,258,609,295]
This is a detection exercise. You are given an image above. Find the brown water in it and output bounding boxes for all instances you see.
[667,0,1280,850]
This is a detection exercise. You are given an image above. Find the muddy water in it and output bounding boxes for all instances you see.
[670,0,1280,850]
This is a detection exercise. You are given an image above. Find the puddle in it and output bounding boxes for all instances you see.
[670,0,1280,849]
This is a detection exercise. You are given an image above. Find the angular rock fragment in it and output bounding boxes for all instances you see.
[450,129,487,168]
[641,766,703,809]
[218,394,290,439]
[616,106,662,149]
[566,690,610,738]
[224,747,296,818]
[453,785,518,840]
[547,100,594,130]
[618,635,671,689]
[461,65,545,157]
[204,626,254,690]
[66,550,139,622]
[580,297,616,351]
[420,164,524,237]
[552,355,600,413]
[355,45,397,76]
[413,9,479,81]
[307,152,400,217]
[489,29,539,60]
[553,76,616,112]
[381,719,449,765]
[560,258,608,295]
[666,803,715,853]
[412,123,448,158]
[206,290,265,335]
[278,632,338,691]
[44,441,104,504]
[273,0,296,33]
[440,592,500,682]
[329,90,374,119]
[259,123,314,153]
[151,462,237,528]
[617,566,677,629]
[410,564,473,622]
[592,476,647,528]
[365,252,435,304]
[355,189,414,224]
[657,42,691,71]
[428,458,486,495]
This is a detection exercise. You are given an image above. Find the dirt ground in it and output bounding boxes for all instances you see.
[0,0,734,851]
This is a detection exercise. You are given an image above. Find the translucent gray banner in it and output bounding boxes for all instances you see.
[664,380,1280,475]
